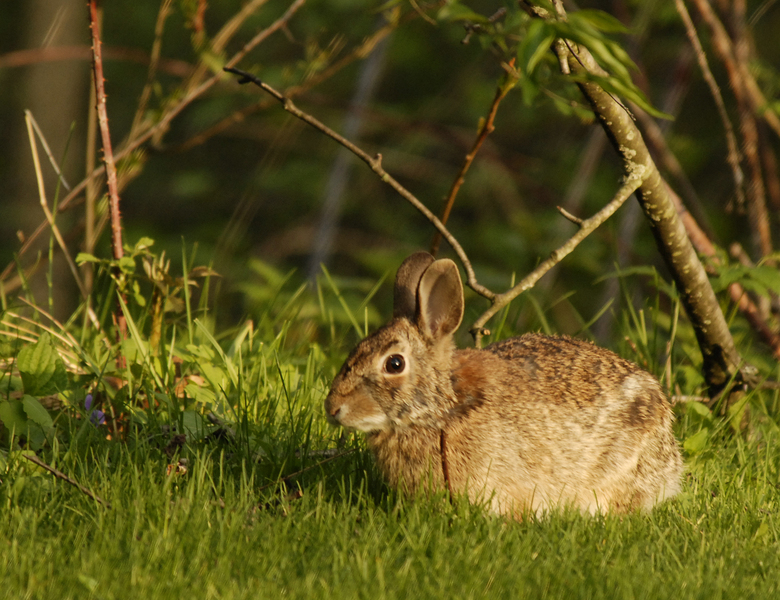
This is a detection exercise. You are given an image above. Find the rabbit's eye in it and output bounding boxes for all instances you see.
[384,354,405,374]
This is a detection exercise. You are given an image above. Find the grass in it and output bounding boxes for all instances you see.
[1,424,779,600]
[1,256,779,599]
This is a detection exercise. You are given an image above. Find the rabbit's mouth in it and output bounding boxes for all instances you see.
[325,394,391,432]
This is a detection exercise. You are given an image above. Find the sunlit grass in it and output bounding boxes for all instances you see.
[1,256,779,599]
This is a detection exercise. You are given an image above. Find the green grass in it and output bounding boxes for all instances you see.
[2,399,779,600]
[2,257,780,599]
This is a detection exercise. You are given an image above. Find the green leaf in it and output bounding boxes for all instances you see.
[746,265,780,295]
[182,410,206,440]
[517,20,556,77]
[22,395,53,429]
[17,333,68,396]
[134,237,155,251]
[438,3,490,24]
[686,401,713,419]
[683,428,711,455]
[572,9,629,34]
[0,400,29,434]
[118,256,136,274]
[75,252,101,265]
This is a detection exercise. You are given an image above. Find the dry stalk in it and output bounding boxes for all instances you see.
[22,453,111,509]
[24,112,88,301]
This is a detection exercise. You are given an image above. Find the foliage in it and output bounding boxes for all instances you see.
[2,0,780,596]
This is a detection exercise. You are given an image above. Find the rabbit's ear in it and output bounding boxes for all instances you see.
[393,252,435,320]
[417,259,464,338]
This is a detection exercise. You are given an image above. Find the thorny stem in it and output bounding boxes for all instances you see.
[1,0,308,285]
[89,0,127,373]
[89,0,123,265]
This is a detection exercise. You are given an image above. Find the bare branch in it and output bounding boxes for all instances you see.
[556,206,583,225]
[223,67,496,301]
[470,176,643,344]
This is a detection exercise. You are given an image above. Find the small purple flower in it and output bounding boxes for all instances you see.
[85,393,106,426]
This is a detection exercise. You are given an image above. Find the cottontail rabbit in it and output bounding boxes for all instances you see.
[325,252,683,516]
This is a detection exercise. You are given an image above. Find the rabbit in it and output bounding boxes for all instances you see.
[324,252,683,516]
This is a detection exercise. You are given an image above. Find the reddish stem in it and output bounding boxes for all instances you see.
[430,66,516,257]
[88,0,127,370]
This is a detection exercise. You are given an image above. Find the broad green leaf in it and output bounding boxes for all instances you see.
[746,265,780,294]
[683,428,710,454]
[75,252,101,265]
[118,256,136,274]
[686,401,713,419]
[17,333,68,396]
[22,395,53,429]
[134,237,155,251]
[182,410,206,440]
[0,400,29,434]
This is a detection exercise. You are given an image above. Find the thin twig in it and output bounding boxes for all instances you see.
[556,206,583,225]
[24,112,89,300]
[22,453,111,509]
[129,0,174,139]
[176,19,398,152]
[0,44,192,76]
[224,67,496,301]
[674,0,745,209]
[430,67,517,256]
[470,176,644,344]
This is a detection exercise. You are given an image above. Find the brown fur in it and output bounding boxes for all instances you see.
[324,253,683,516]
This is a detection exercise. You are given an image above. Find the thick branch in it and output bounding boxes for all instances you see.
[667,187,780,359]
[559,38,750,392]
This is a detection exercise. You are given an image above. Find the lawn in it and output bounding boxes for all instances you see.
[2,386,779,600]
